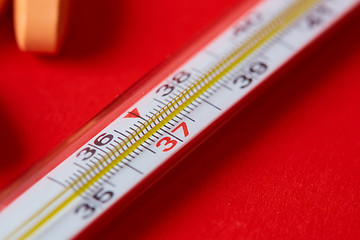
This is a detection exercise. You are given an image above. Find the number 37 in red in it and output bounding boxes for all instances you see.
[156,122,189,152]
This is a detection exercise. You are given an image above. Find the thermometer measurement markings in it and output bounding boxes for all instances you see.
[73,173,89,191]
[2,0,358,238]
[175,83,224,110]
[68,0,318,212]
[153,99,196,122]
[47,177,68,189]
[85,161,106,180]
[199,98,222,111]
[75,162,116,188]
[211,80,234,92]
[7,0,317,237]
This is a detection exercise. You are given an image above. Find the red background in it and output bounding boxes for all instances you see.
[1,0,360,239]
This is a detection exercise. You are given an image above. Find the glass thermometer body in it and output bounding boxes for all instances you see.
[0,0,359,238]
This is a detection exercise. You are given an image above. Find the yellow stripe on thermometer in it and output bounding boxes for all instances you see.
[0,0,359,239]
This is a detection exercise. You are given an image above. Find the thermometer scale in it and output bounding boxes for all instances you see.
[0,0,359,238]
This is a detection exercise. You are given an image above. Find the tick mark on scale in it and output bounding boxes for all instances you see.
[47,177,67,188]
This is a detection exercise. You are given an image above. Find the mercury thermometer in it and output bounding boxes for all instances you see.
[0,0,359,239]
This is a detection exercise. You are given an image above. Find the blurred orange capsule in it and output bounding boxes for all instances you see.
[13,0,70,54]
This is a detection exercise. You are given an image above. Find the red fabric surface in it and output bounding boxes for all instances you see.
[1,0,360,239]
